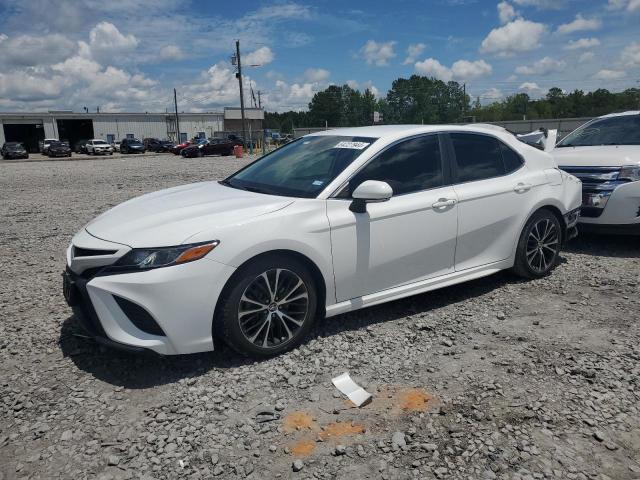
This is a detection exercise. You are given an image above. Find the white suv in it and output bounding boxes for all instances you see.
[552,111,640,234]
[63,125,581,356]
[86,139,114,155]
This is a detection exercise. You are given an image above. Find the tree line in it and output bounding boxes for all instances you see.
[264,75,640,133]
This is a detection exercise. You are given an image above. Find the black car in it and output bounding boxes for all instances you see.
[181,138,234,158]
[120,138,146,154]
[74,139,89,153]
[47,141,72,157]
[1,142,29,159]
[144,138,174,152]
[227,134,246,147]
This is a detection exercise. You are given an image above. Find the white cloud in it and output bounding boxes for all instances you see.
[564,38,601,50]
[403,43,426,64]
[497,2,517,23]
[451,59,493,79]
[0,33,76,67]
[579,51,595,62]
[519,82,543,96]
[243,46,274,66]
[593,69,625,80]
[515,56,566,75]
[88,22,138,64]
[555,14,601,35]
[415,58,453,81]
[607,0,640,12]
[360,40,397,66]
[621,42,640,67]
[362,80,381,98]
[0,70,70,101]
[159,45,185,61]
[346,79,359,89]
[480,19,547,56]
[303,68,330,83]
[414,58,492,82]
[481,87,504,102]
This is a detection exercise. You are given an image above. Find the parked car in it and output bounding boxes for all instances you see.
[227,134,245,147]
[86,139,114,155]
[180,138,234,158]
[1,142,29,159]
[111,140,121,152]
[74,139,89,154]
[47,141,72,157]
[552,111,640,234]
[120,138,146,154]
[39,138,58,155]
[172,140,192,155]
[63,125,581,357]
[144,138,174,152]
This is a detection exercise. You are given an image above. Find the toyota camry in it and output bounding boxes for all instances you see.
[63,125,582,357]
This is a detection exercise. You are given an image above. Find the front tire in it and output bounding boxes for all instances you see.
[513,209,562,279]
[215,255,318,357]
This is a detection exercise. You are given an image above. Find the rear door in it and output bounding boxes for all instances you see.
[445,132,534,271]
[327,134,459,301]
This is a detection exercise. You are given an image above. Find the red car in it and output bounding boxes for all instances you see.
[172,141,192,155]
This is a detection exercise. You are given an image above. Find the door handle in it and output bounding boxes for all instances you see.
[432,198,457,208]
[513,182,533,193]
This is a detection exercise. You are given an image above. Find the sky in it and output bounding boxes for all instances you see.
[0,0,639,113]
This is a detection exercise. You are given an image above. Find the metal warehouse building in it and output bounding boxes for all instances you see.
[0,108,263,152]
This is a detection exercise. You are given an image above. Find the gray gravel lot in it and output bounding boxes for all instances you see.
[1,154,639,480]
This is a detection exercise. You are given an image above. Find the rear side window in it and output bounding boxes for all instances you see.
[500,143,524,173]
[450,133,505,183]
[348,134,443,196]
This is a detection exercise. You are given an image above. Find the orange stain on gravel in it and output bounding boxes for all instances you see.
[282,411,317,432]
[397,388,437,412]
[318,422,366,440]
[289,438,316,457]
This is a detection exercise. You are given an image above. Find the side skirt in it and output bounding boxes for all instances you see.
[325,259,513,318]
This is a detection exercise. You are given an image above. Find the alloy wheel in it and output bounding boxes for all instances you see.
[526,218,559,273]
[238,268,309,349]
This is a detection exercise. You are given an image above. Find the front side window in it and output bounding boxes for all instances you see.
[556,115,640,147]
[345,134,444,196]
[450,133,505,183]
[224,136,377,198]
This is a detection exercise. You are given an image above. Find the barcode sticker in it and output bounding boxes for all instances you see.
[334,141,370,150]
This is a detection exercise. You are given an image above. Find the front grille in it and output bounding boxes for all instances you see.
[113,296,165,336]
[559,166,631,217]
[73,246,117,257]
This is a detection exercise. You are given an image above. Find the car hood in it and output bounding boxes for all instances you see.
[552,145,640,168]
[84,181,293,248]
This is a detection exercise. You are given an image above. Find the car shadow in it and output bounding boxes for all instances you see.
[59,269,522,389]
[565,232,640,259]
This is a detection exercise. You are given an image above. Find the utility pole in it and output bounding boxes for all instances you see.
[462,83,466,119]
[257,90,262,109]
[173,88,181,143]
[235,40,247,142]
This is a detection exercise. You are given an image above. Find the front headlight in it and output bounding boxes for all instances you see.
[105,240,219,273]
[619,165,640,182]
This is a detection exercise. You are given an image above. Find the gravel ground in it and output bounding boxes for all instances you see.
[1,154,639,480]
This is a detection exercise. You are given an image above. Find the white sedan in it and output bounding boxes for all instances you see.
[63,125,582,356]
[86,139,114,155]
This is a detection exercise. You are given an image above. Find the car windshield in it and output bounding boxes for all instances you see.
[93,140,107,145]
[223,135,377,198]
[129,140,142,145]
[6,143,24,150]
[557,115,640,147]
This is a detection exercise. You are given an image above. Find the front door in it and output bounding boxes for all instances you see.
[327,134,459,302]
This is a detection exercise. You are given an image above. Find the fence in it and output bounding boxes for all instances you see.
[293,117,593,139]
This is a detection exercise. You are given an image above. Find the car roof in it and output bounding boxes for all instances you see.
[597,110,640,119]
[307,124,514,140]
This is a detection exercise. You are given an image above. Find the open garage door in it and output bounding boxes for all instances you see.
[3,123,45,153]
[56,119,94,148]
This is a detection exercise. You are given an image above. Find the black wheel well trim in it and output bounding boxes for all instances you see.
[533,205,567,243]
[212,249,327,337]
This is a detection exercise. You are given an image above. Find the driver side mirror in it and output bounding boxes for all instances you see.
[349,180,393,213]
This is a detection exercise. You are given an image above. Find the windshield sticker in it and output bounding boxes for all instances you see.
[312,180,324,186]
[334,141,370,150]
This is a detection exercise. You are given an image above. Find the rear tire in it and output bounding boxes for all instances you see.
[215,255,318,357]
[513,209,562,279]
